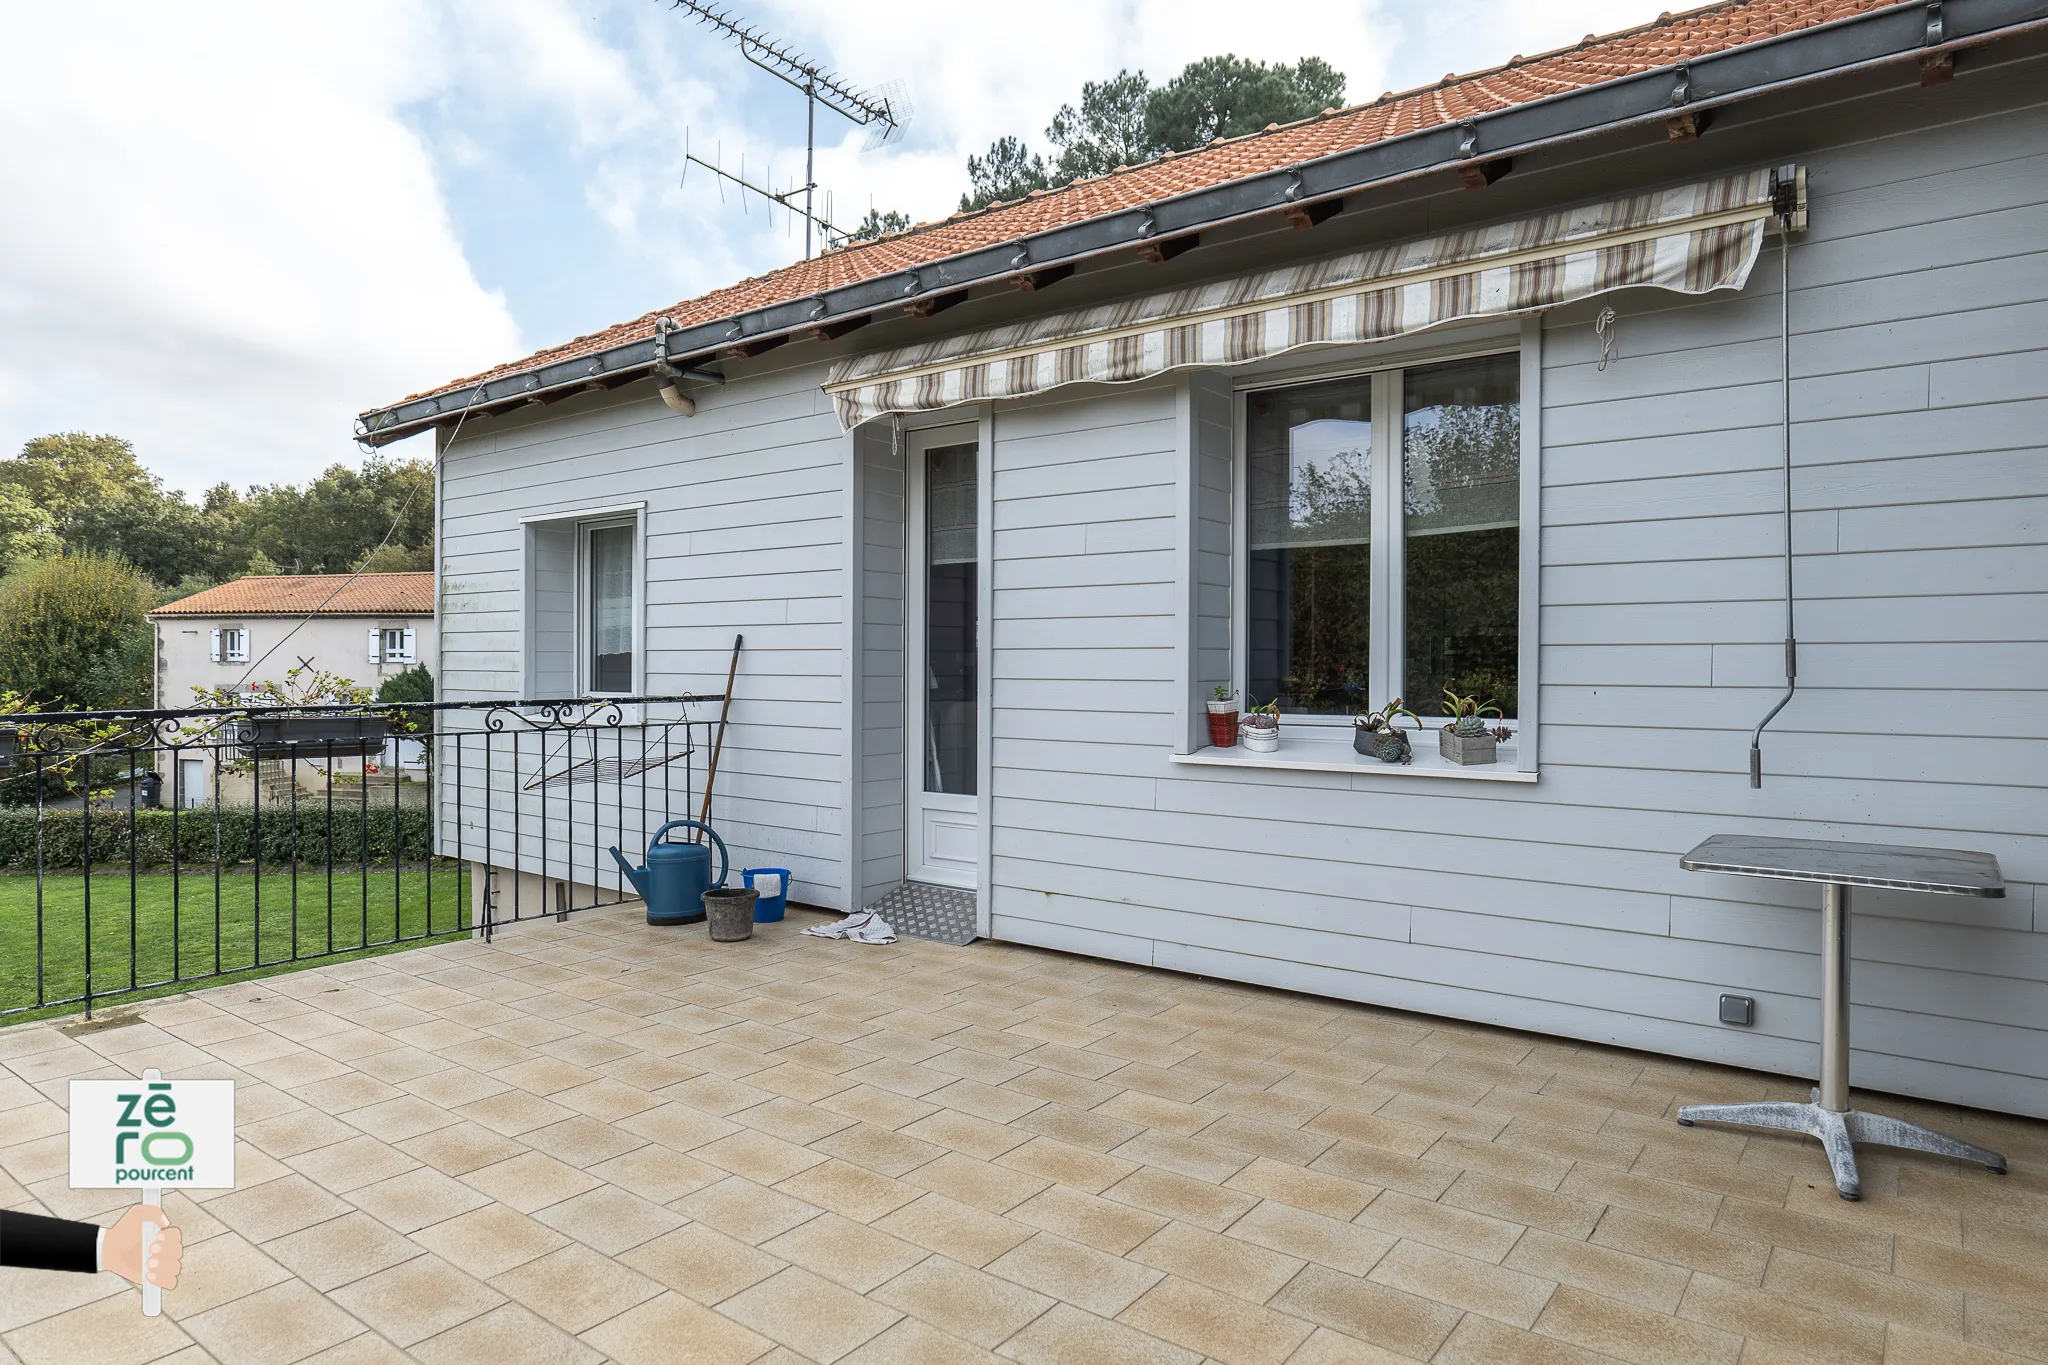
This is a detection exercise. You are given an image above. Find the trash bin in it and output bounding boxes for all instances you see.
[139,772,164,809]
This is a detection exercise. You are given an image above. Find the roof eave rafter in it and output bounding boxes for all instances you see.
[355,0,2048,447]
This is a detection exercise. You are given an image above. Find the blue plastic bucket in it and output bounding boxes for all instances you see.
[743,867,791,922]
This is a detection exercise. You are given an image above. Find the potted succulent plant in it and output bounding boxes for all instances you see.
[1439,689,1504,765]
[1206,685,1239,748]
[1239,700,1280,753]
[1354,699,1418,763]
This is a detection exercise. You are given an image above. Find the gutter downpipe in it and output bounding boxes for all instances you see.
[1749,165,1806,787]
[653,317,698,417]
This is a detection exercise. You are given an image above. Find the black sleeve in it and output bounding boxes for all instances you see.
[0,1209,100,1273]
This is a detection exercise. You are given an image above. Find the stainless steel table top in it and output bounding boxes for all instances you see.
[1679,834,2004,897]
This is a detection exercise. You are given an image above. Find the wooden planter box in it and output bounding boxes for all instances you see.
[239,715,390,759]
[1438,727,1498,765]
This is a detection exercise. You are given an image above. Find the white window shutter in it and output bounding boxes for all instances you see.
[233,630,250,662]
[368,629,382,663]
[209,629,221,662]
[400,628,416,662]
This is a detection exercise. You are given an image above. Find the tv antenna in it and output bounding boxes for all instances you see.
[669,1,911,258]
[682,135,849,245]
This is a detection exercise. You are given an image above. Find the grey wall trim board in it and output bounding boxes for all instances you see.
[1519,315,1544,773]
[840,425,862,914]
[977,403,997,937]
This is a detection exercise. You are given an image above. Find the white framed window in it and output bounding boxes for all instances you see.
[582,519,637,695]
[523,502,645,699]
[1241,349,1522,726]
[210,626,250,664]
[370,626,417,664]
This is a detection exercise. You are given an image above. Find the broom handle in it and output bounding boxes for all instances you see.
[695,634,742,839]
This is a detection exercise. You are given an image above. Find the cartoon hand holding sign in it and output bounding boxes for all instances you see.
[68,1067,233,1315]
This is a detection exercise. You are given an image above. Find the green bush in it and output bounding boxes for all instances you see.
[0,553,155,709]
[0,805,436,871]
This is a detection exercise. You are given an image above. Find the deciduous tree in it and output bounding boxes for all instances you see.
[0,554,156,710]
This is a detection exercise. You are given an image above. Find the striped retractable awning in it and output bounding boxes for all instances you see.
[826,168,1783,429]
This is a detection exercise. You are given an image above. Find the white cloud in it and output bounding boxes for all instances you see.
[0,2,520,493]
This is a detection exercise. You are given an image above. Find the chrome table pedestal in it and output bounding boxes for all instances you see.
[1675,835,2008,1201]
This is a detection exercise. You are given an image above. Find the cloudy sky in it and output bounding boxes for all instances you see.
[0,0,1666,496]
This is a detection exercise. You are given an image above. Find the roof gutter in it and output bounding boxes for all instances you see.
[357,0,2048,447]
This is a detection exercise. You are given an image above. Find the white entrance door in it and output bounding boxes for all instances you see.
[905,424,980,889]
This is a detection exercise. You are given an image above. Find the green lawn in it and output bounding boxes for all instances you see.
[0,864,471,1021]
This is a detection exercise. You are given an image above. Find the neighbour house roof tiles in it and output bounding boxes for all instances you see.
[387,0,1898,410]
[150,573,435,618]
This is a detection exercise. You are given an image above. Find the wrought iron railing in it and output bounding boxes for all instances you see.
[0,695,722,1019]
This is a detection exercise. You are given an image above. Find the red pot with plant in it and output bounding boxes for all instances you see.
[1205,686,1239,748]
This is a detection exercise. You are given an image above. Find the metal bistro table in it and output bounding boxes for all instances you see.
[1675,834,2008,1200]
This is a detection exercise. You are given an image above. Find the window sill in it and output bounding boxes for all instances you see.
[1170,729,1537,782]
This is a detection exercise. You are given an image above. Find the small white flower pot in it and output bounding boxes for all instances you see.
[1240,724,1279,754]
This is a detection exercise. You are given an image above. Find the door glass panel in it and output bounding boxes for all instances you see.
[589,524,634,693]
[924,442,977,795]
[1402,354,1519,718]
[1246,376,1373,715]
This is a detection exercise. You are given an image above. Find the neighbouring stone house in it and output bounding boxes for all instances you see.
[149,572,436,805]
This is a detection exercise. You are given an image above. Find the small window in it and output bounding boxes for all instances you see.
[1244,351,1520,722]
[213,627,250,664]
[587,523,635,694]
[924,442,978,796]
[376,627,416,664]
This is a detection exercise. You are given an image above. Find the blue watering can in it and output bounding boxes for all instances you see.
[610,819,728,926]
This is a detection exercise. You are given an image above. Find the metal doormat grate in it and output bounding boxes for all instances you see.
[868,882,977,945]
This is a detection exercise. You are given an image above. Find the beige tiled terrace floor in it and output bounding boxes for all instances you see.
[0,905,2043,1365]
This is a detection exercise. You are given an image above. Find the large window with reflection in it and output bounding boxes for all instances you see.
[1245,351,1520,723]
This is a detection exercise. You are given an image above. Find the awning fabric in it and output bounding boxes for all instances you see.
[826,168,1778,429]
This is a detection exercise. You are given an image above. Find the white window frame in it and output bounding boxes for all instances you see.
[578,515,643,697]
[1226,325,1541,773]
[372,626,417,665]
[216,626,250,664]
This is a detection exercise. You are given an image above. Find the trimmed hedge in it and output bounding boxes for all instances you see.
[0,806,435,871]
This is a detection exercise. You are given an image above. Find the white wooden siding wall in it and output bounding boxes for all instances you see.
[859,424,907,904]
[987,86,2048,1117]
[436,363,853,909]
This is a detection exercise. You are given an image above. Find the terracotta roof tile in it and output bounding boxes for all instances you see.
[151,573,435,618]
[385,0,1896,410]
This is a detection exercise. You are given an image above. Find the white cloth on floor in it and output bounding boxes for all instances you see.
[801,911,897,944]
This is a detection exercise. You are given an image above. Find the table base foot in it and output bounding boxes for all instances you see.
[1844,1109,2008,1174]
[1677,1100,2007,1200]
